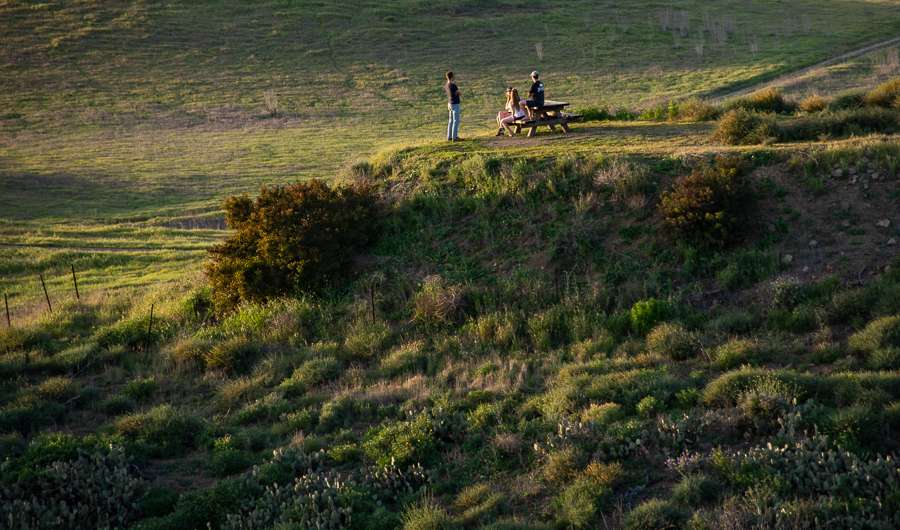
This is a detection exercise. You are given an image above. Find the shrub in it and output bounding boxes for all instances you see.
[528,305,570,350]
[716,250,778,289]
[777,107,900,141]
[343,319,391,360]
[579,106,612,122]
[676,97,720,122]
[636,395,661,417]
[594,158,656,208]
[279,357,341,396]
[828,90,865,111]
[462,312,518,351]
[100,394,136,415]
[380,341,429,375]
[205,179,379,311]
[555,475,611,528]
[848,315,900,352]
[659,155,753,248]
[799,94,828,113]
[542,447,580,484]
[713,338,770,369]
[166,336,208,371]
[32,376,78,402]
[412,275,465,326]
[726,87,795,114]
[712,108,776,145]
[203,336,261,374]
[624,499,689,530]
[864,78,900,107]
[454,483,503,525]
[401,499,452,530]
[114,404,203,457]
[848,315,900,369]
[123,377,158,402]
[363,413,435,467]
[737,375,799,430]
[646,323,696,360]
[670,474,719,506]
[703,368,807,407]
[0,445,143,530]
[580,402,623,426]
[630,298,670,335]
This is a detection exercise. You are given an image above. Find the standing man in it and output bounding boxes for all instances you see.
[524,70,544,119]
[445,71,461,142]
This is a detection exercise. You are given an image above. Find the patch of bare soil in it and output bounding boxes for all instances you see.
[755,161,899,284]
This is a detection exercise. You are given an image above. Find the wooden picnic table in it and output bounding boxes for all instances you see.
[513,100,582,137]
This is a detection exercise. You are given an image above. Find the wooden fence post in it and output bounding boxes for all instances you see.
[3,293,9,328]
[71,265,80,301]
[147,303,154,336]
[39,273,52,313]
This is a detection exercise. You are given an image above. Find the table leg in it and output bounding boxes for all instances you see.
[527,126,537,138]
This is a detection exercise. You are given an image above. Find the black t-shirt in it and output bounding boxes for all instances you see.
[529,80,545,106]
[445,82,460,105]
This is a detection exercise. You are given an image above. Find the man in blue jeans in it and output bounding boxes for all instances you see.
[445,71,461,141]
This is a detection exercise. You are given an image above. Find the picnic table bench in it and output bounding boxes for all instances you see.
[512,100,582,137]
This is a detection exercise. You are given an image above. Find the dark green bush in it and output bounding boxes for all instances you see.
[0,445,143,530]
[363,413,436,467]
[279,357,341,397]
[115,404,204,457]
[828,90,865,111]
[777,107,900,141]
[206,180,379,312]
[659,155,753,248]
[203,336,261,374]
[716,250,778,289]
[671,473,720,506]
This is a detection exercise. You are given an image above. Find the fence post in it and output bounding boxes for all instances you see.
[71,265,80,301]
[147,303,154,336]
[3,293,9,328]
[39,273,52,313]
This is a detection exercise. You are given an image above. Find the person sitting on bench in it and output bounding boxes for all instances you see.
[497,87,526,136]
[520,70,544,119]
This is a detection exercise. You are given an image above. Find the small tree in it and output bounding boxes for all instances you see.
[659,155,753,248]
[206,180,379,312]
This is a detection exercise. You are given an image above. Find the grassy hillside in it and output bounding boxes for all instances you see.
[2,136,900,529]
[2,0,900,308]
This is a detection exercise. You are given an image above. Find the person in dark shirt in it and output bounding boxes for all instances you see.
[521,70,545,119]
[444,71,461,141]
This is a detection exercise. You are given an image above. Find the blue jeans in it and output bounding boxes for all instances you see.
[447,103,460,140]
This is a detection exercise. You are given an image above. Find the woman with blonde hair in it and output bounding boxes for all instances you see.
[496,87,526,136]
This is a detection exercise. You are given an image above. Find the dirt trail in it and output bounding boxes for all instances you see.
[0,242,205,253]
[710,35,900,101]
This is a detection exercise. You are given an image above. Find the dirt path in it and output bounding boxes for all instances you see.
[710,35,900,101]
[0,242,205,253]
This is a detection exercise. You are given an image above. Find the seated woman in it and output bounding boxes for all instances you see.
[499,88,526,136]
[496,88,514,135]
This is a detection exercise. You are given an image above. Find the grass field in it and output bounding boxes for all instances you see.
[3,2,900,528]
[2,0,900,309]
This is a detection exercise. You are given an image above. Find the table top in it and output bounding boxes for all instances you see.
[534,100,569,109]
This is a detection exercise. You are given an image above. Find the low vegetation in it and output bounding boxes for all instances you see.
[3,133,900,528]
